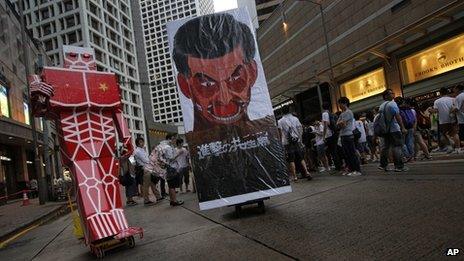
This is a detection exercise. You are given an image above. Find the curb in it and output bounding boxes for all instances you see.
[0,203,73,247]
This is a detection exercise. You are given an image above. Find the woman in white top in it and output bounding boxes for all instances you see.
[313,121,330,172]
[355,117,369,164]
[174,138,191,193]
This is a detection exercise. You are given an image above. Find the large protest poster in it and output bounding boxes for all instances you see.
[167,8,291,210]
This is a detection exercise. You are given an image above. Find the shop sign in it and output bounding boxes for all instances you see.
[340,68,386,103]
[273,99,294,111]
[400,33,464,84]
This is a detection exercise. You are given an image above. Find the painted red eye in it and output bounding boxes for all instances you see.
[69,52,77,57]
[83,53,91,58]
[193,74,219,97]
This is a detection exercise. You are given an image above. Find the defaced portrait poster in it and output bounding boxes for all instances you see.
[167,8,291,210]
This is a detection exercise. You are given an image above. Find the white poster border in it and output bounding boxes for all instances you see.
[199,186,292,210]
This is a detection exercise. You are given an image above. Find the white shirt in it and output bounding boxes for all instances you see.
[355,120,367,143]
[455,92,464,124]
[434,96,455,124]
[321,111,333,138]
[313,123,325,146]
[366,120,374,136]
[174,147,190,170]
[133,147,149,167]
[158,140,177,168]
[278,113,303,145]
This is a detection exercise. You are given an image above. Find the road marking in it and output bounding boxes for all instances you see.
[0,224,40,249]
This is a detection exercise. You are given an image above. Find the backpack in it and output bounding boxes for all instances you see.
[302,127,316,147]
[416,111,431,130]
[373,102,392,137]
[400,108,415,129]
[287,127,299,144]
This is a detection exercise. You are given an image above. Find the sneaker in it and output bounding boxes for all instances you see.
[319,168,327,173]
[126,200,137,206]
[444,146,453,153]
[144,201,156,206]
[306,173,313,180]
[394,167,409,172]
[420,154,432,160]
[404,156,413,163]
[170,200,184,206]
[347,171,362,177]
[378,166,388,171]
[340,170,350,176]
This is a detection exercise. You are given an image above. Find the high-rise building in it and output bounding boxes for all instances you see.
[199,0,215,16]
[237,0,258,28]
[256,0,283,25]
[14,0,146,142]
[138,0,214,126]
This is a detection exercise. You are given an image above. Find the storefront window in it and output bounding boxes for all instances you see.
[0,85,10,118]
[340,68,387,103]
[38,118,44,131]
[400,33,464,84]
[23,102,30,125]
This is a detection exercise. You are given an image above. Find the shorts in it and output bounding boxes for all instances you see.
[356,142,369,153]
[285,142,304,163]
[459,124,464,141]
[439,123,458,137]
[135,166,144,185]
[316,144,326,157]
[167,174,181,189]
[178,167,190,184]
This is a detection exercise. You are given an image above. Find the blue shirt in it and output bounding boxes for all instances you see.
[381,101,401,133]
[339,109,354,136]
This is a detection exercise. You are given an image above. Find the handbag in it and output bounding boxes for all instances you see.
[353,128,361,142]
[119,171,133,187]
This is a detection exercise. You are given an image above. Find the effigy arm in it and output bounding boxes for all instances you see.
[113,106,134,158]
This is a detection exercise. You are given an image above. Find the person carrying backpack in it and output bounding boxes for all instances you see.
[397,97,417,161]
[376,90,408,172]
[322,103,342,171]
[278,105,313,181]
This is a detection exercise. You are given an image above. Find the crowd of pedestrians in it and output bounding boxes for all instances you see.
[278,84,464,178]
[120,134,192,207]
[119,85,464,199]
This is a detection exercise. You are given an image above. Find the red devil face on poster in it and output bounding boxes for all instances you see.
[173,13,259,132]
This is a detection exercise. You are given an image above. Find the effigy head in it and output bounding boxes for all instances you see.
[62,45,97,71]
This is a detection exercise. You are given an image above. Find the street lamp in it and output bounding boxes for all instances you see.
[281,0,341,99]
[281,6,288,32]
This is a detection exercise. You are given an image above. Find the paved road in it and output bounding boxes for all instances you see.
[1,159,464,260]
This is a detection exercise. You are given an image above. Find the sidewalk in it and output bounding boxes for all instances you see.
[0,198,67,242]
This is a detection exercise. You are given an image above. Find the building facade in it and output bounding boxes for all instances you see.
[137,0,214,129]
[258,0,464,118]
[16,0,146,142]
[0,0,59,201]
[256,0,283,25]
